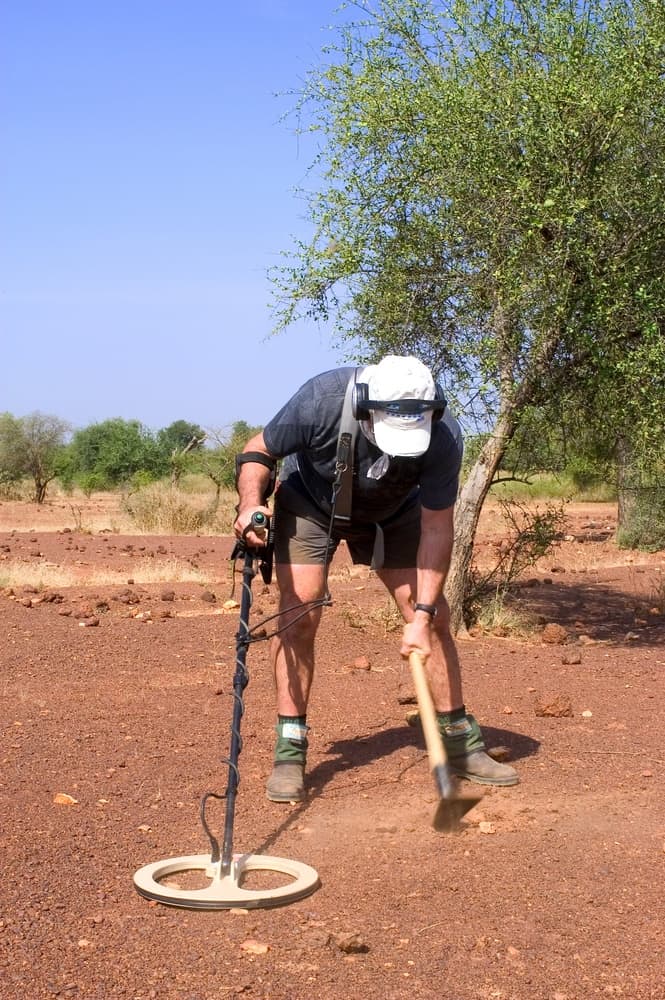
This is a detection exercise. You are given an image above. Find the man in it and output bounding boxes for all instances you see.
[234,355,518,802]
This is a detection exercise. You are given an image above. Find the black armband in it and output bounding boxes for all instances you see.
[235,451,278,500]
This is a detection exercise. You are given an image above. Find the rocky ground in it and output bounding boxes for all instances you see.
[0,497,663,999]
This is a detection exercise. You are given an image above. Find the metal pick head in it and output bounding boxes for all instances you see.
[432,793,483,833]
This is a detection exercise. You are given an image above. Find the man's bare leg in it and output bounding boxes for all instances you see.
[266,561,326,802]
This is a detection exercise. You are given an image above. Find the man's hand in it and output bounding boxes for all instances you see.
[401,617,432,659]
[233,506,272,547]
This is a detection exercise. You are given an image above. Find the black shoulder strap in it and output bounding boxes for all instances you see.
[333,372,359,522]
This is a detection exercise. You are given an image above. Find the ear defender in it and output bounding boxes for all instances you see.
[432,382,447,421]
[351,379,372,421]
[351,373,447,422]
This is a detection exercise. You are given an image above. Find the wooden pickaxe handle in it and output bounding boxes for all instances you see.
[409,650,448,769]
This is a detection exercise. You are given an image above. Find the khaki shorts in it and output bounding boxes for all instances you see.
[273,479,421,569]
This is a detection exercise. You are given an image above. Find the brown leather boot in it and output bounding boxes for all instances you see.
[266,762,306,802]
[448,749,519,786]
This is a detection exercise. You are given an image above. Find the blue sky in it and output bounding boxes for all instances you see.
[1,1,353,434]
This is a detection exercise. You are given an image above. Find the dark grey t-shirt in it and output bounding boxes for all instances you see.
[263,366,463,524]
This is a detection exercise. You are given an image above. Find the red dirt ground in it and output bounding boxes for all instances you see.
[1,498,664,1000]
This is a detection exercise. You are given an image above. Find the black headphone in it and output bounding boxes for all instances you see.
[351,368,447,423]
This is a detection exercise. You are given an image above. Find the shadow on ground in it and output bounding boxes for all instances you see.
[513,578,665,644]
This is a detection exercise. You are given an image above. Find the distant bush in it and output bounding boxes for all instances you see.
[123,483,217,534]
[77,472,109,498]
[616,487,665,552]
[0,471,23,500]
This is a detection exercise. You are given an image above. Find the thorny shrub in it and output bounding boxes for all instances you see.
[466,497,567,631]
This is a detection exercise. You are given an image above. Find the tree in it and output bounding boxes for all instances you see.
[0,411,70,503]
[156,420,206,456]
[68,418,165,487]
[196,421,262,506]
[156,420,206,485]
[273,0,665,629]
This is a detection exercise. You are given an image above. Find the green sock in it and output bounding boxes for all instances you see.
[274,715,309,763]
[436,706,485,758]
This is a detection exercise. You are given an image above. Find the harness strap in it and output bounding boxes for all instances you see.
[332,372,359,522]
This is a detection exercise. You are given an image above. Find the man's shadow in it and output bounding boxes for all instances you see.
[305,723,540,796]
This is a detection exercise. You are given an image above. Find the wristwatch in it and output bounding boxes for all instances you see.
[414,602,438,618]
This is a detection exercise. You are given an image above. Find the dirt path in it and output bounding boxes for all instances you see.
[1,500,663,999]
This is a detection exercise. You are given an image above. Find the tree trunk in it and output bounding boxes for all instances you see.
[445,412,515,634]
[615,434,635,533]
[35,478,48,504]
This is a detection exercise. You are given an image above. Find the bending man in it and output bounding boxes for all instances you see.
[234,355,518,802]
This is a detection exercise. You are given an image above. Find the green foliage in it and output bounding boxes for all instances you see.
[156,420,206,456]
[491,472,615,503]
[615,449,665,551]
[77,472,109,498]
[68,418,166,486]
[616,489,665,552]
[0,413,25,483]
[156,420,206,483]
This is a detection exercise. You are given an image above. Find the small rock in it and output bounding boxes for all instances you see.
[478,821,496,834]
[53,793,78,806]
[397,683,417,705]
[502,706,513,715]
[160,590,176,602]
[624,631,640,642]
[78,617,100,627]
[223,599,240,610]
[348,655,371,671]
[200,591,216,604]
[535,695,573,718]
[541,623,568,645]
[333,932,369,954]
[581,709,593,718]
[240,939,270,955]
[562,650,582,665]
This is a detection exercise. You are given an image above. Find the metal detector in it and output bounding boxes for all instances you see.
[133,513,320,909]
